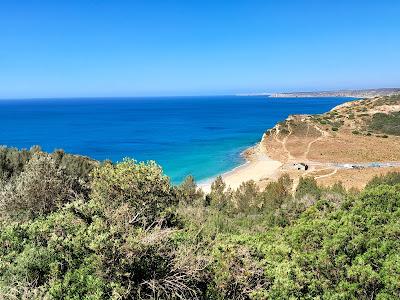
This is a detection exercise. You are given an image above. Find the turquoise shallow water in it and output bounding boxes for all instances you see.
[0,96,352,183]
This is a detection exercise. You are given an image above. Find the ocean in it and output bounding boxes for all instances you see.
[0,96,351,183]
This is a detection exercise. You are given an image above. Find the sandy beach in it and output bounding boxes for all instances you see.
[199,140,282,193]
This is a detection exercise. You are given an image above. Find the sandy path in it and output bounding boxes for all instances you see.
[282,123,294,161]
[314,168,338,179]
[303,124,328,160]
[274,124,293,161]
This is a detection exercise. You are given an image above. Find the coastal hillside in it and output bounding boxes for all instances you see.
[262,94,400,189]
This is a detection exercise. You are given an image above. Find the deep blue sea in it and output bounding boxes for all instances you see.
[0,96,351,183]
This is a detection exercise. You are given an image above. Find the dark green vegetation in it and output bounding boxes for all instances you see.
[369,112,400,136]
[353,95,400,136]
[307,95,400,137]
[0,146,97,181]
[1,148,400,299]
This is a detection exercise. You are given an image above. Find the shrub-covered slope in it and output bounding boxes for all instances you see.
[0,147,399,299]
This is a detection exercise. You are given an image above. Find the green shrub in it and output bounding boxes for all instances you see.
[0,154,80,221]
[90,159,176,228]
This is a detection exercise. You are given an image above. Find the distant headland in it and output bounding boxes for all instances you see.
[238,88,400,98]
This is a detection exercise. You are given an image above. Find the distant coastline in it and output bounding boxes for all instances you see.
[237,88,400,99]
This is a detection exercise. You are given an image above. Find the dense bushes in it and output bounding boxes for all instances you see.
[205,181,400,299]
[0,146,32,180]
[0,151,209,299]
[0,154,79,220]
[369,112,400,136]
[0,146,97,182]
[366,171,400,189]
[1,147,400,299]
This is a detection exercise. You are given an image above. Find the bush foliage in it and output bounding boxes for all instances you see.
[369,112,400,136]
[1,147,399,299]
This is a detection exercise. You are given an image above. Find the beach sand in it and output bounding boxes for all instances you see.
[199,141,282,193]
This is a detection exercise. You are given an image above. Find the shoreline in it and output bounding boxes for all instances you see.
[198,136,282,193]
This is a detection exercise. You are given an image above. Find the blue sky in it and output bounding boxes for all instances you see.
[0,0,399,98]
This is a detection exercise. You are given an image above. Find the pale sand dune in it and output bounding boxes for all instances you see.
[199,143,282,193]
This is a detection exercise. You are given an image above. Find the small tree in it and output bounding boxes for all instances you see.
[295,176,321,207]
[233,180,259,214]
[259,174,292,211]
[209,176,231,210]
[175,175,204,205]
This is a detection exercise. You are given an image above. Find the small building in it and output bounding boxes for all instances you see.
[292,163,308,171]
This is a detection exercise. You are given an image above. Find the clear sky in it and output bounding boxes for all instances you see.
[1,0,399,98]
